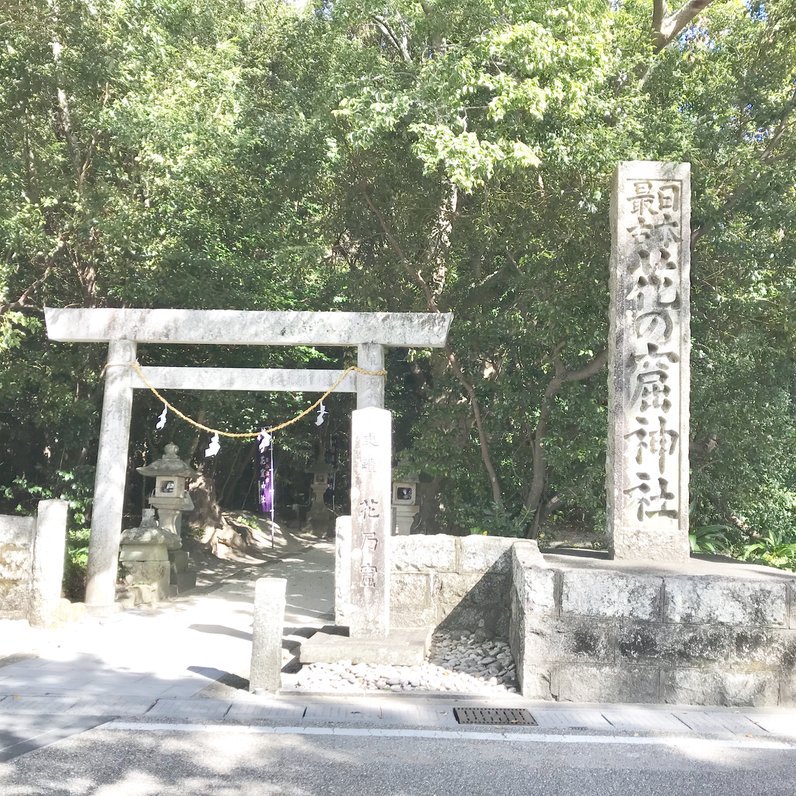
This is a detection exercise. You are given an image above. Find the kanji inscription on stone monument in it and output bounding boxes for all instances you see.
[607,161,691,562]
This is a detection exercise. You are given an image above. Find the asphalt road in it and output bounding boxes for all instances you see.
[1,721,794,796]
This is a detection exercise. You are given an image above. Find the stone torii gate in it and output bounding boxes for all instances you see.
[45,308,452,622]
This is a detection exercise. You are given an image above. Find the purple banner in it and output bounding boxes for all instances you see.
[257,445,273,515]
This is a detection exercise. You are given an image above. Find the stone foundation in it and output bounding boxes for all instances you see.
[390,535,543,636]
[335,530,543,637]
[336,528,796,707]
[510,548,796,707]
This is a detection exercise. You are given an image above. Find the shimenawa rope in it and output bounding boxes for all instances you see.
[128,361,385,439]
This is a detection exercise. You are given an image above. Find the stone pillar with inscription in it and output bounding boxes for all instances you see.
[349,406,392,637]
[607,161,691,563]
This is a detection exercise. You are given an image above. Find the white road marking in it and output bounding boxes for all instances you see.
[100,722,795,751]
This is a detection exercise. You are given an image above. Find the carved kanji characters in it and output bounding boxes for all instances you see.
[625,416,679,472]
[624,473,679,521]
[359,498,381,519]
[361,563,377,588]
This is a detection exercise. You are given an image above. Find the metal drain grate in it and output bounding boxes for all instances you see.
[453,707,536,726]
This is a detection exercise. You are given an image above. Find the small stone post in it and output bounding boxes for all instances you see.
[607,161,691,562]
[334,514,352,626]
[249,577,287,694]
[29,499,68,626]
[85,338,137,609]
[349,406,392,637]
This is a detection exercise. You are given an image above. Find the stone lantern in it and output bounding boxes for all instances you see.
[306,455,334,532]
[391,473,420,535]
[137,443,197,545]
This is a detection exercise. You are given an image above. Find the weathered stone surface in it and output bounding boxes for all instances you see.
[349,407,392,637]
[509,588,524,667]
[515,565,557,616]
[29,499,68,626]
[727,628,796,667]
[561,569,663,621]
[357,342,385,410]
[661,668,780,707]
[552,664,660,704]
[512,539,546,567]
[518,667,553,700]
[663,576,788,626]
[45,307,454,348]
[789,581,796,629]
[390,572,435,628]
[0,515,35,545]
[118,544,169,562]
[0,546,31,579]
[86,338,136,608]
[121,560,170,592]
[0,528,33,613]
[133,366,358,393]
[0,501,68,623]
[250,577,287,694]
[390,534,456,572]
[512,543,555,619]
[120,523,179,549]
[607,161,691,563]
[119,531,170,605]
[616,622,730,664]
[435,573,510,636]
[391,572,432,609]
[458,535,516,574]
[334,515,352,626]
[781,671,796,706]
[0,577,29,614]
[435,572,505,608]
[525,621,617,664]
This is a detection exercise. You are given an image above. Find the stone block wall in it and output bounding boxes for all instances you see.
[0,514,36,615]
[510,548,796,707]
[0,500,68,625]
[389,535,543,637]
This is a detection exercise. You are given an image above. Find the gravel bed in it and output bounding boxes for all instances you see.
[285,630,518,695]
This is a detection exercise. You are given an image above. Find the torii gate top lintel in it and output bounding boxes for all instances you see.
[44,308,452,348]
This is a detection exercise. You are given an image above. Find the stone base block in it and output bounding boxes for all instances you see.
[299,628,431,666]
[512,550,796,706]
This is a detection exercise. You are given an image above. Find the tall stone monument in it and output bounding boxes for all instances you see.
[607,161,691,562]
[349,406,392,637]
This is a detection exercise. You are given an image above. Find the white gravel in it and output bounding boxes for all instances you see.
[284,631,518,695]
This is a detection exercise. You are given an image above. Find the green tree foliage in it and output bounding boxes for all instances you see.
[0,0,343,527]
[1,0,795,566]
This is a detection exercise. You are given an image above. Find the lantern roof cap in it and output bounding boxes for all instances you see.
[137,443,198,478]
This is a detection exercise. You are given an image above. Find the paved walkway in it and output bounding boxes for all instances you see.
[1,536,795,748]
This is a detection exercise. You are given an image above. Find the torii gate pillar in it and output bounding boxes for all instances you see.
[86,339,136,608]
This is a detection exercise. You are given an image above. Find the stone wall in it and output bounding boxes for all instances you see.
[510,548,796,707]
[335,526,543,637]
[0,500,68,625]
[389,534,543,637]
[0,514,36,616]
